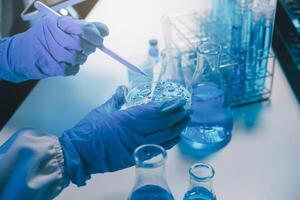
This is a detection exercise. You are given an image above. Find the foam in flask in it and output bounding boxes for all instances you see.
[181,42,233,153]
[183,163,217,200]
[126,48,191,108]
[129,144,174,200]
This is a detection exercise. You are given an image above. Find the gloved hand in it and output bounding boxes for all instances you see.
[59,86,191,186]
[0,16,108,83]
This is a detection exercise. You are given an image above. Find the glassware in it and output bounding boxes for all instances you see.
[128,144,174,200]
[126,48,191,108]
[158,48,186,86]
[128,39,159,84]
[256,5,275,92]
[181,42,233,152]
[183,163,217,200]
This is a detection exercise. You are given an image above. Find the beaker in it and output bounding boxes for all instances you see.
[183,163,217,200]
[128,144,174,200]
[181,42,233,153]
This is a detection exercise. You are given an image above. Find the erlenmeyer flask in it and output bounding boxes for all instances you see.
[125,48,191,108]
[154,48,191,106]
[183,163,217,200]
[181,42,233,153]
[158,48,186,86]
[128,144,174,200]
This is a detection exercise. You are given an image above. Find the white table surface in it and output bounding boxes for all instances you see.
[1,0,300,199]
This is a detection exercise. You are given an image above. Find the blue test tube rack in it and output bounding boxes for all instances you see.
[162,1,277,107]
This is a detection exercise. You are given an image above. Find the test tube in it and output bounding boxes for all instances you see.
[240,0,254,50]
[256,5,275,92]
[246,7,265,93]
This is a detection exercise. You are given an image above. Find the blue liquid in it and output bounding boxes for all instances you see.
[183,186,216,200]
[182,82,233,151]
[241,10,252,50]
[230,25,246,97]
[130,185,174,200]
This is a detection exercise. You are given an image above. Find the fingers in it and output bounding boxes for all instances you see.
[128,99,188,120]
[42,18,88,66]
[49,24,97,55]
[35,53,79,77]
[102,86,128,113]
[112,86,128,110]
[43,17,110,68]
[161,136,181,150]
[58,17,109,47]
[91,22,109,37]
[159,99,187,114]
[144,116,190,143]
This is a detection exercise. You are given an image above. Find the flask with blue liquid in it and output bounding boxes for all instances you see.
[183,163,217,200]
[181,42,233,153]
[129,144,174,200]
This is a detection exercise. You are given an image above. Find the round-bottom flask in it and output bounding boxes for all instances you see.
[128,144,174,200]
[183,163,217,200]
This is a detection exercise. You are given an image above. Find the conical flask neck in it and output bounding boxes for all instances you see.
[135,163,168,188]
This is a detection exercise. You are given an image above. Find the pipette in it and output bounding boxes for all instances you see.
[34,1,147,76]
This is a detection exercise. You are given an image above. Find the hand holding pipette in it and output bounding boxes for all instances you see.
[34,1,147,76]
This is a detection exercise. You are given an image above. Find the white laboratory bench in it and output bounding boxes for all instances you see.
[1,0,300,199]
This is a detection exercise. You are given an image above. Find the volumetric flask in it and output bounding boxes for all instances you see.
[129,144,174,200]
[183,163,217,200]
[181,42,233,153]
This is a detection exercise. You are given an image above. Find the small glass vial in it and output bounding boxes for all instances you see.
[183,163,217,200]
[128,144,174,200]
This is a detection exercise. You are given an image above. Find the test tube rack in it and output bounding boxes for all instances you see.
[162,12,276,107]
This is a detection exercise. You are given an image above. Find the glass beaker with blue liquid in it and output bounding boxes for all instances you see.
[129,144,174,200]
[183,163,217,200]
[181,42,233,153]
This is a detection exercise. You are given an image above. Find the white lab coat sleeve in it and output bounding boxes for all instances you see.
[0,129,70,200]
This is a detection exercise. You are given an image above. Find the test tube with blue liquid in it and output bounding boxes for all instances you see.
[246,6,265,93]
[256,5,275,92]
[241,0,255,94]
[230,0,246,97]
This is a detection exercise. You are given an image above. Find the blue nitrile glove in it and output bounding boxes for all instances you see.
[59,86,191,186]
[0,16,108,83]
